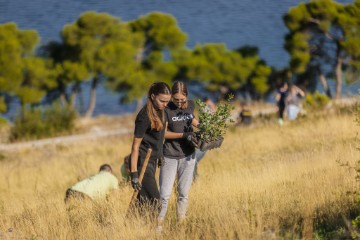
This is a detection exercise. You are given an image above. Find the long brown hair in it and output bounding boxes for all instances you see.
[172,81,188,109]
[146,82,171,131]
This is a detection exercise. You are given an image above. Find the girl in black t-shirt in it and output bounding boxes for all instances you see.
[157,81,199,231]
[129,82,171,211]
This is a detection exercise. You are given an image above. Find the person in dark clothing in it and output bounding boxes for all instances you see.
[129,82,171,212]
[275,82,289,126]
[157,81,199,231]
[239,101,252,126]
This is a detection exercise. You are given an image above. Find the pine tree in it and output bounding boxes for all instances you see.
[172,43,271,100]
[0,23,56,113]
[111,12,187,112]
[61,11,141,117]
[284,0,360,99]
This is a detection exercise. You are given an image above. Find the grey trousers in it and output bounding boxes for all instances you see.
[158,153,196,220]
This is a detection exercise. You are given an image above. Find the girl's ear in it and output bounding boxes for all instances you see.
[151,94,155,101]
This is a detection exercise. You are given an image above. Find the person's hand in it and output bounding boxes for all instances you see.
[130,172,142,191]
[183,132,196,140]
[183,132,199,147]
[158,156,164,168]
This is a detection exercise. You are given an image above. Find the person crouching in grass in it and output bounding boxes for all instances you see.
[65,164,119,203]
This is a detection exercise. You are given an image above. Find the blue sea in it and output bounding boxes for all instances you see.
[0,0,358,118]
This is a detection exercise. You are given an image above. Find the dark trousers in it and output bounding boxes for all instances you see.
[278,103,285,119]
[64,188,90,203]
[138,160,160,204]
[136,159,160,212]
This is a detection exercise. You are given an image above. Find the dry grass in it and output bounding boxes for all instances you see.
[0,113,359,239]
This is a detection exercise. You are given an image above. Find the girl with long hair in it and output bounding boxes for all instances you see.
[129,82,171,211]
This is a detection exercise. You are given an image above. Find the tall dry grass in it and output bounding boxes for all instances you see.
[0,113,358,239]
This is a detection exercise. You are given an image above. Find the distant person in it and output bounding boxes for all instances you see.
[65,164,119,202]
[203,97,217,113]
[275,82,289,126]
[239,101,252,126]
[129,82,171,213]
[286,85,305,121]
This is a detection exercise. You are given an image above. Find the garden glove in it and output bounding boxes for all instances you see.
[183,132,199,147]
[130,172,142,191]
[183,132,195,140]
[158,156,164,168]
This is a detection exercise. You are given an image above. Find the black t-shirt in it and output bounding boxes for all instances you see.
[163,100,196,159]
[134,106,166,162]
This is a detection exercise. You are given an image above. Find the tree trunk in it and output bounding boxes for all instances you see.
[59,82,69,106]
[60,93,68,106]
[84,77,98,118]
[69,92,77,110]
[133,48,145,115]
[318,70,332,98]
[70,82,80,110]
[334,56,343,100]
[136,47,144,63]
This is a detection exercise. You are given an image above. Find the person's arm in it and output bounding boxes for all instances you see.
[209,101,217,112]
[130,137,143,173]
[164,120,198,139]
[295,86,305,97]
[192,118,199,127]
[275,92,280,102]
[129,137,143,190]
[163,108,182,139]
[165,128,183,139]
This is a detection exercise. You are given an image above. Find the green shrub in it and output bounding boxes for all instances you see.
[10,103,76,142]
[305,91,331,110]
[196,95,234,142]
[0,117,8,125]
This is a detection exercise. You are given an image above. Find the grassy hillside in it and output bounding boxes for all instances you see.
[0,113,358,239]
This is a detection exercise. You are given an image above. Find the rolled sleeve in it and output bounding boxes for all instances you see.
[134,116,150,138]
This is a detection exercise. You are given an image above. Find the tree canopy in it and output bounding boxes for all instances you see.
[0,23,56,112]
[284,0,360,99]
[1,4,359,118]
[107,12,187,110]
[60,11,142,117]
[172,43,271,99]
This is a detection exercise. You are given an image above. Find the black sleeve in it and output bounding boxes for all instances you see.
[164,108,169,127]
[134,109,150,138]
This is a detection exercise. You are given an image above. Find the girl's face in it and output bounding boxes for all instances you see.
[172,93,187,109]
[152,93,171,110]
